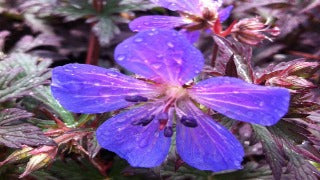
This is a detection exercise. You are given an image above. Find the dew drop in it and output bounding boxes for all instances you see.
[259,101,264,107]
[139,138,148,148]
[170,3,177,7]
[151,63,162,69]
[116,55,126,61]
[107,72,118,77]
[167,42,174,48]
[134,37,143,43]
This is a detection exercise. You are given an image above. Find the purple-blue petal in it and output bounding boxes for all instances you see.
[96,102,171,167]
[51,64,159,114]
[219,5,233,22]
[114,29,204,85]
[129,15,187,32]
[179,29,201,44]
[176,100,244,171]
[188,77,290,126]
[150,0,201,14]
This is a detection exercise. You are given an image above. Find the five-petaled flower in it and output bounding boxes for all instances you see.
[51,29,290,171]
[129,0,234,40]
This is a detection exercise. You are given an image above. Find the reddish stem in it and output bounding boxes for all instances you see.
[85,0,103,65]
[289,50,320,60]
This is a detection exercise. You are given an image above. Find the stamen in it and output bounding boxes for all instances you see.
[157,112,168,122]
[124,95,148,102]
[140,115,155,126]
[164,126,173,137]
[180,116,198,128]
[157,112,168,130]
[131,115,155,126]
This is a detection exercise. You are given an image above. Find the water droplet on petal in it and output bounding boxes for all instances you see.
[107,72,118,77]
[167,42,174,48]
[259,101,264,107]
[139,138,148,148]
[151,63,162,69]
[134,37,143,43]
[116,55,126,61]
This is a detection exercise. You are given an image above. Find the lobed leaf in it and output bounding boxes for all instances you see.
[92,18,120,46]
[213,36,254,82]
[0,108,33,125]
[252,125,286,180]
[0,123,55,149]
[0,53,51,102]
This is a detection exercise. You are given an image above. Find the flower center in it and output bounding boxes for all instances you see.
[165,85,187,100]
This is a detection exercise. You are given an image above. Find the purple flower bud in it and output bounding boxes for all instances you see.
[231,17,280,45]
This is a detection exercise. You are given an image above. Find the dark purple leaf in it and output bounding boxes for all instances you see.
[213,36,254,82]
[252,125,286,180]
[86,133,101,158]
[225,55,238,78]
[0,108,33,125]
[0,123,56,149]
[285,144,320,180]
[13,34,61,53]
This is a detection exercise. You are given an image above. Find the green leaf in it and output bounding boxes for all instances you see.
[55,0,95,21]
[0,53,51,103]
[31,86,75,126]
[92,18,120,46]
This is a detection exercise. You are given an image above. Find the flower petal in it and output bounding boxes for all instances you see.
[176,99,244,171]
[96,102,171,167]
[179,29,201,44]
[150,0,201,14]
[219,5,233,22]
[114,29,204,85]
[188,77,290,125]
[129,15,187,32]
[51,64,159,114]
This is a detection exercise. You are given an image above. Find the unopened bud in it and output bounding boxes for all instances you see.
[0,147,33,166]
[286,61,320,78]
[266,76,316,90]
[231,17,280,45]
[19,145,57,178]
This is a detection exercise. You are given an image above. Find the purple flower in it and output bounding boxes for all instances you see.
[129,0,233,40]
[51,29,290,171]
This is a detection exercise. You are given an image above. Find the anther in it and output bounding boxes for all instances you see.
[180,116,198,128]
[124,95,148,102]
[164,126,173,137]
[157,112,168,122]
[131,115,155,126]
[140,115,155,126]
